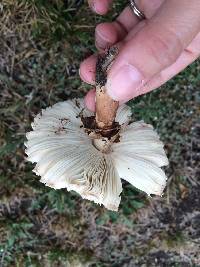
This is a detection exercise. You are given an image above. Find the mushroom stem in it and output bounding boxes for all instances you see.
[95,85,119,129]
[95,47,119,129]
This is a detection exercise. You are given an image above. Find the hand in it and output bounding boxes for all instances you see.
[80,0,200,111]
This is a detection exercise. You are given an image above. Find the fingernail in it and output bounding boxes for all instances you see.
[79,68,95,85]
[95,29,109,50]
[106,64,144,101]
[88,0,96,12]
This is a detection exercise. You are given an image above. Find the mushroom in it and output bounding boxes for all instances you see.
[25,48,168,211]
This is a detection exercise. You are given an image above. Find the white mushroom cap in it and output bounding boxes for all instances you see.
[25,98,168,211]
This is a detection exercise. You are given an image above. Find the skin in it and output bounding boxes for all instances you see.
[80,0,200,111]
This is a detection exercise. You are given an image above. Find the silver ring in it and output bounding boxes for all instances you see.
[129,0,146,20]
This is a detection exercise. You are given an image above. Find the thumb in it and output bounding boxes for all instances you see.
[106,0,200,102]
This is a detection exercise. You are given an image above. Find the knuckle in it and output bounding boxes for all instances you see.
[135,0,149,18]
[145,27,184,69]
[136,0,164,19]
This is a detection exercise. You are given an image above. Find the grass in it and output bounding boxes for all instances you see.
[0,0,200,266]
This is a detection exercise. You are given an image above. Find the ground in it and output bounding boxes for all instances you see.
[0,1,200,266]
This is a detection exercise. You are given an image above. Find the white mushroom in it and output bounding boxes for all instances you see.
[25,47,168,211]
[25,98,168,211]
